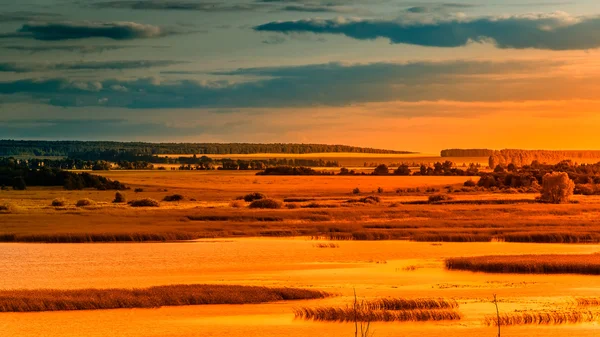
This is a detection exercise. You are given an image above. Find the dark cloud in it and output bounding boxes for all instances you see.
[1,21,178,41]
[2,45,133,54]
[254,13,600,50]
[405,3,477,13]
[0,11,62,23]
[92,0,266,11]
[262,35,286,44]
[0,60,567,108]
[0,60,185,73]
[0,118,202,139]
[280,5,370,14]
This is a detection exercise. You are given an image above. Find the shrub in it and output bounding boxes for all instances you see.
[163,194,184,202]
[359,196,380,204]
[249,198,282,209]
[243,192,267,202]
[540,172,575,204]
[51,198,66,207]
[113,192,126,203]
[134,188,144,193]
[230,200,245,208]
[0,185,8,191]
[12,176,26,190]
[76,199,94,207]
[463,179,476,187]
[428,194,453,203]
[372,164,389,175]
[129,198,160,207]
[285,203,300,209]
[352,187,361,195]
[377,187,384,194]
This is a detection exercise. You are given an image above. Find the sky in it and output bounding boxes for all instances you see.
[1,0,600,153]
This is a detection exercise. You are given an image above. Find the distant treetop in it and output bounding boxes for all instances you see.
[441,149,495,157]
[0,140,414,157]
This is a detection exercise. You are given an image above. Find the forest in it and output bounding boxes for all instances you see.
[0,140,411,157]
[489,150,600,167]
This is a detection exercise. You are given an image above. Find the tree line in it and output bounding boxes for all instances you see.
[0,158,127,190]
[440,149,495,157]
[0,140,411,157]
[489,150,600,168]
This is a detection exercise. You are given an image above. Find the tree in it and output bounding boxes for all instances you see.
[393,164,411,176]
[540,172,574,204]
[372,164,389,175]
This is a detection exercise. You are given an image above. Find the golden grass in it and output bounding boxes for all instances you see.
[0,285,331,312]
[575,298,600,307]
[446,254,600,274]
[483,310,600,326]
[363,298,458,311]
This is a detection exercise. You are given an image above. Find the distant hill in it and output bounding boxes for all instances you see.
[0,140,414,157]
[441,149,495,157]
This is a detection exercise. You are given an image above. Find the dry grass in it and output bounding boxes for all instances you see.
[0,202,19,213]
[248,198,282,209]
[0,284,331,312]
[483,310,600,326]
[363,298,458,311]
[446,254,600,274]
[129,198,160,207]
[295,306,461,323]
[0,232,200,243]
[575,298,600,307]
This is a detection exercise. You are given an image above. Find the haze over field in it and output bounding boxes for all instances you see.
[2,1,600,152]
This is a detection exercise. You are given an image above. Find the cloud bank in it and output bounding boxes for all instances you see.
[0,60,185,73]
[2,21,177,41]
[255,13,600,50]
[0,60,573,109]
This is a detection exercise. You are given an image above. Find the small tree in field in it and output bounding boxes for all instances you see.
[540,172,574,204]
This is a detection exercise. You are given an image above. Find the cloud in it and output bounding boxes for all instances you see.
[0,118,202,139]
[280,5,370,14]
[2,45,134,54]
[0,60,186,73]
[1,21,178,41]
[92,0,266,11]
[254,12,600,50]
[0,60,576,109]
[0,11,61,22]
[405,3,477,14]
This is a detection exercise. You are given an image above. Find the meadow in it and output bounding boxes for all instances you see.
[3,167,600,336]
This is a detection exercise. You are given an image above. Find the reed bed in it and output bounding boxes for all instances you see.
[0,285,331,312]
[363,298,458,311]
[446,254,600,275]
[575,298,600,307]
[484,310,600,326]
[294,307,461,323]
[0,232,202,243]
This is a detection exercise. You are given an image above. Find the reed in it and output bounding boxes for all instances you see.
[483,310,600,326]
[294,306,461,322]
[446,254,600,275]
[0,285,331,312]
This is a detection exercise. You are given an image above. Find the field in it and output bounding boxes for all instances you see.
[159,153,490,167]
[3,169,600,337]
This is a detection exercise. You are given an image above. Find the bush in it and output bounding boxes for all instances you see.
[372,164,389,175]
[51,198,66,207]
[129,198,160,207]
[428,194,453,203]
[540,172,575,204]
[134,188,144,193]
[377,187,384,194]
[230,200,245,208]
[113,192,126,203]
[463,179,477,187]
[359,195,380,204]
[352,188,361,195]
[243,192,266,202]
[285,203,300,209]
[12,176,26,190]
[248,198,282,209]
[163,194,184,202]
[76,198,95,207]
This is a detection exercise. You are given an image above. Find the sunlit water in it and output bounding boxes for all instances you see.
[2,239,600,336]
